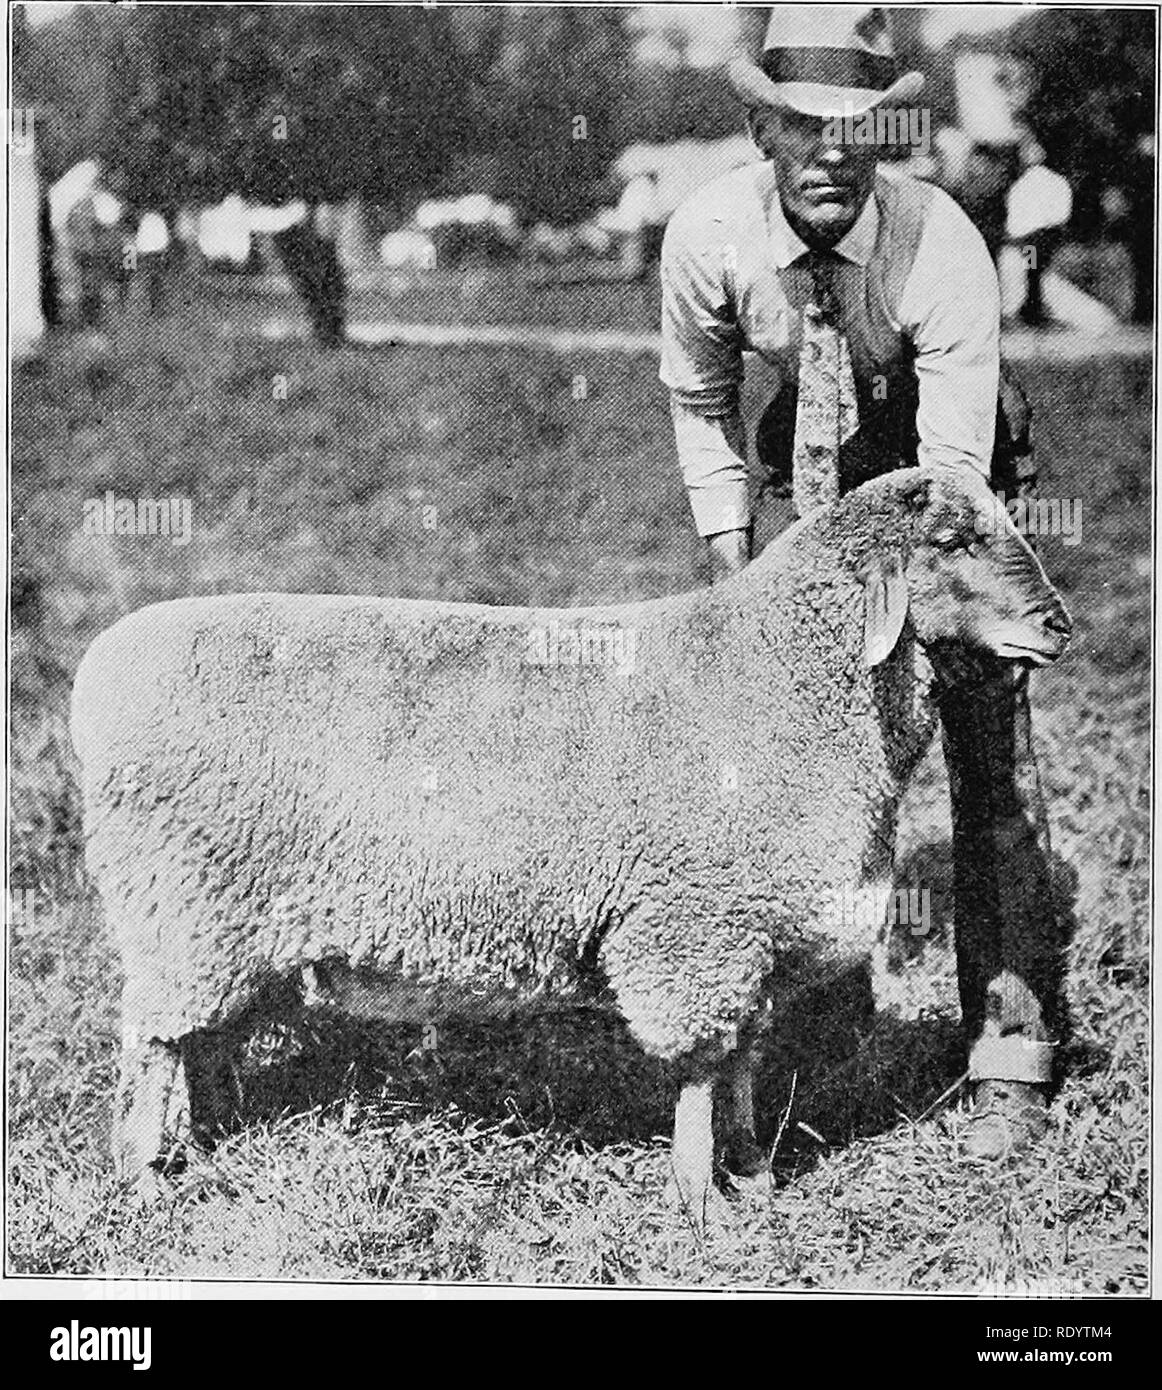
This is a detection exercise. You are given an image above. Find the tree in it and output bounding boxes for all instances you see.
[143,5,473,338]
[1008,7,1155,320]
[450,6,635,227]
[21,4,472,342]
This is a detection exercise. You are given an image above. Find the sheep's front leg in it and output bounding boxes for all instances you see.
[113,1036,190,1181]
[668,1075,730,1229]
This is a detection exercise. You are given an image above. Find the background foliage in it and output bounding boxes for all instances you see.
[14,4,1153,231]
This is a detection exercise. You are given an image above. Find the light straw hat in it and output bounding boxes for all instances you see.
[728,5,924,118]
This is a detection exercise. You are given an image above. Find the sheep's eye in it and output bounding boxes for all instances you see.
[934,528,978,556]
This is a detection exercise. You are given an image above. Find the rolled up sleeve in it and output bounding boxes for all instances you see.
[669,402,750,537]
[660,207,750,536]
[903,191,1000,478]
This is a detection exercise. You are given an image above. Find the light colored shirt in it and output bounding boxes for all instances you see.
[660,160,1000,536]
[1007,164,1073,239]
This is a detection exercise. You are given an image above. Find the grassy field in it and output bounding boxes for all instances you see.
[7,291,1150,1290]
[209,264,664,335]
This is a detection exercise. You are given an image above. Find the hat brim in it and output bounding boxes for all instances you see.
[728,58,924,119]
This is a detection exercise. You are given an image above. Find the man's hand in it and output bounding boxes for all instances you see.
[706,528,752,584]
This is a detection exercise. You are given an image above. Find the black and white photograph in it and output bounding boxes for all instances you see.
[5,1,1154,1304]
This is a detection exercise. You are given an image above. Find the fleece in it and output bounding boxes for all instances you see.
[71,472,941,1074]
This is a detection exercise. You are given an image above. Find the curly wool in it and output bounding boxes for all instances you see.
[72,475,937,1072]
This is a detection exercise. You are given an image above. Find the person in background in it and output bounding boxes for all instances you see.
[1125,133,1154,324]
[65,192,106,329]
[272,214,347,348]
[135,211,171,315]
[661,5,1063,1170]
[112,207,136,311]
[948,138,1022,267]
[1005,138,1073,327]
[38,188,60,329]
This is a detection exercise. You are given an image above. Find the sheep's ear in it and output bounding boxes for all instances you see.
[861,554,908,669]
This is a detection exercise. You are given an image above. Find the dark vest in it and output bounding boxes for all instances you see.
[755,174,1032,503]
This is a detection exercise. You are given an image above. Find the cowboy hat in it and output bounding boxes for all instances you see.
[728,5,924,119]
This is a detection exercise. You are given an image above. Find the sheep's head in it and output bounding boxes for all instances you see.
[836,466,1073,671]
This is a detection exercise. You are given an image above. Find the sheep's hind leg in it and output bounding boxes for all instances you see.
[181,1031,245,1145]
[721,1043,770,1189]
[113,1035,190,1183]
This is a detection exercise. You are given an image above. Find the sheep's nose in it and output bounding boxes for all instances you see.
[1042,596,1073,638]
[1031,595,1072,656]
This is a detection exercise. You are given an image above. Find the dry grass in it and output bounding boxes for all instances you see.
[6,294,1150,1290]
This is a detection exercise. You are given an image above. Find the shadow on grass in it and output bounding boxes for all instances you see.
[754,964,964,1188]
[752,835,1086,1187]
[213,969,967,1188]
[211,996,675,1153]
[180,835,1086,1181]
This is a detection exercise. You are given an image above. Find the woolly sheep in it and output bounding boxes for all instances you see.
[71,464,1071,1221]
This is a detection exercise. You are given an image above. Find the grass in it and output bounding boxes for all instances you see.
[209,263,664,335]
[6,288,1150,1289]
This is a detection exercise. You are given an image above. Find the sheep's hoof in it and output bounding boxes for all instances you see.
[113,1037,190,1182]
[664,1173,734,1232]
[125,1165,171,1205]
[721,1132,772,1203]
[725,1170,772,1202]
[115,1133,188,1187]
[113,1128,180,1185]
[721,1130,770,1181]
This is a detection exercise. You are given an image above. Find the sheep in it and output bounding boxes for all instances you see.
[70,463,1071,1222]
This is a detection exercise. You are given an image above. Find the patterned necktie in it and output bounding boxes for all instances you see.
[792,251,860,515]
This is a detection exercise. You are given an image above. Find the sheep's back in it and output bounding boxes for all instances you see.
[71,594,777,1023]
[71,588,904,1039]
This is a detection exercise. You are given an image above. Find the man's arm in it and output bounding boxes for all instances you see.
[705,522,752,580]
[671,403,752,577]
[902,190,1002,477]
[659,207,751,575]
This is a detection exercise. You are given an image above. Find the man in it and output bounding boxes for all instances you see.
[65,191,108,329]
[660,6,1061,1160]
[1005,138,1073,327]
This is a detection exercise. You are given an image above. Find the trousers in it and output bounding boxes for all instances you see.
[758,362,1062,1084]
[935,657,1061,1082]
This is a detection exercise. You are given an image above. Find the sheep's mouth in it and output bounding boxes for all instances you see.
[989,628,1071,666]
[995,642,1064,667]
[978,600,1072,666]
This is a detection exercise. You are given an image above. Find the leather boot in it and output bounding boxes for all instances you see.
[965,1078,1049,1159]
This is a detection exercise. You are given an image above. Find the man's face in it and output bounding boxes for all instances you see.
[753,106,879,248]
